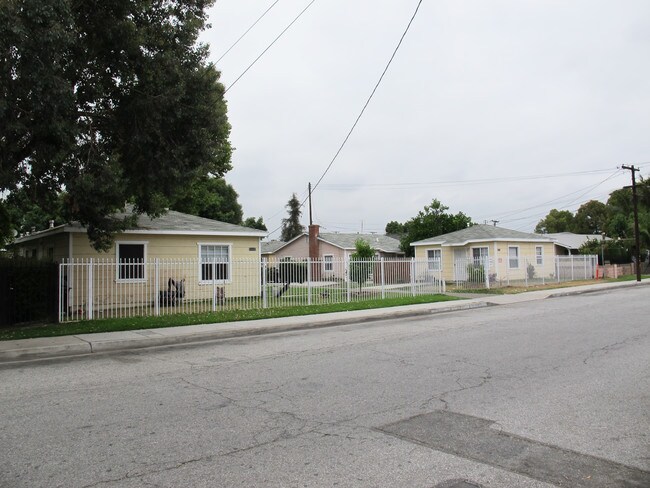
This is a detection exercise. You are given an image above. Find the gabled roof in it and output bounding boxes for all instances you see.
[546,232,607,251]
[319,233,403,254]
[260,232,403,255]
[411,224,554,247]
[13,208,266,244]
[261,238,296,255]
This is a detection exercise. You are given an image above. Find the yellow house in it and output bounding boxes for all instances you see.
[411,224,557,284]
[11,209,267,318]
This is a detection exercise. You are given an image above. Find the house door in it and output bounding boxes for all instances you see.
[453,249,468,281]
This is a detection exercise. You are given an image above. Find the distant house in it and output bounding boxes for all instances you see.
[411,224,556,282]
[545,232,608,255]
[11,208,267,300]
[262,225,404,262]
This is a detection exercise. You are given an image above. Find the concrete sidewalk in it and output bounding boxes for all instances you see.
[1,279,647,363]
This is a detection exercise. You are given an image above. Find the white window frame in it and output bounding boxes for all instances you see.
[323,254,334,272]
[116,241,148,282]
[427,249,442,271]
[535,245,544,265]
[471,246,489,264]
[198,243,232,284]
[508,246,520,269]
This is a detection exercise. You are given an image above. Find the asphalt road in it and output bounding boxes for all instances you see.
[1,287,648,488]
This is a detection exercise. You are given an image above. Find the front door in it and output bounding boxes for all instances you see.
[454,248,468,281]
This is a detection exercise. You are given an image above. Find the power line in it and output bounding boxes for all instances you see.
[215,0,281,64]
[318,168,619,190]
[225,0,317,94]
[492,169,625,221]
[264,0,424,238]
[304,0,424,202]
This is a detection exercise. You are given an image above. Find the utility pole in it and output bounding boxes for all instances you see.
[308,182,313,226]
[621,165,642,282]
[490,220,499,227]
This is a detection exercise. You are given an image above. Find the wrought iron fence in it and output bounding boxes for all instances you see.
[447,255,598,291]
[58,254,599,322]
[58,257,445,322]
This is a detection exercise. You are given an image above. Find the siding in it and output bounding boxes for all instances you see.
[415,241,556,282]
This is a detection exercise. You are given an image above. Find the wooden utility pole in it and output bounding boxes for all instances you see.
[308,182,313,226]
[621,165,642,282]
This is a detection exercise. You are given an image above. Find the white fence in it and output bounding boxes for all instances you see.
[59,257,445,322]
[448,255,598,291]
[58,254,599,322]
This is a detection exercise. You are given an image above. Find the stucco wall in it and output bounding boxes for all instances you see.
[414,240,556,282]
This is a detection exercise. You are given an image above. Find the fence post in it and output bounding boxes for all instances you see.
[212,261,216,312]
[346,257,351,302]
[410,258,416,297]
[380,258,386,299]
[307,258,312,306]
[154,258,160,316]
[441,265,446,294]
[483,256,490,290]
[58,262,64,323]
[87,258,93,320]
[556,256,560,283]
[262,259,268,309]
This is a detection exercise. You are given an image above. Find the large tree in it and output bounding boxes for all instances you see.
[171,177,242,225]
[0,0,231,250]
[573,200,608,234]
[399,199,473,256]
[242,216,267,231]
[280,193,305,241]
[534,209,575,234]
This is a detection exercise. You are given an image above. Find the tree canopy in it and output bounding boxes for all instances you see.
[395,199,473,256]
[280,193,305,241]
[171,177,242,225]
[242,216,267,231]
[535,178,650,255]
[1,0,231,250]
[534,209,575,234]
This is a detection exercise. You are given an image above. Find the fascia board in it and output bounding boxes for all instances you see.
[120,229,267,238]
[441,237,555,247]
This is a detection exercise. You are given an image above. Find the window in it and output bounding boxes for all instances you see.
[117,242,146,280]
[427,249,441,270]
[535,246,543,265]
[324,255,334,272]
[508,246,519,269]
[472,247,489,265]
[200,244,230,282]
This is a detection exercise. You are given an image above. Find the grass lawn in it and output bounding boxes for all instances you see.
[0,294,460,342]
[446,274,649,295]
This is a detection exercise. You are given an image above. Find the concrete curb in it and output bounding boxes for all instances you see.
[1,279,647,364]
[0,301,489,363]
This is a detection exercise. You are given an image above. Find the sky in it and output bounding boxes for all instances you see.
[201,0,650,239]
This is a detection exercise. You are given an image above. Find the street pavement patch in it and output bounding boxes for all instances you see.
[379,410,650,488]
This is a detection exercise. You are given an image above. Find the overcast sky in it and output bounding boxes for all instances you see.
[201,0,650,238]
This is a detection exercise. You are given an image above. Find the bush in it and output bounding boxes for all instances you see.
[467,263,485,283]
[527,263,536,280]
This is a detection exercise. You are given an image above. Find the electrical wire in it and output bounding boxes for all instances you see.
[225,0,317,93]
[215,0,281,64]
[304,0,424,201]
[318,168,619,190]
[264,0,423,238]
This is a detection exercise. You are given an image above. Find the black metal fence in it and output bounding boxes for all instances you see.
[0,258,59,327]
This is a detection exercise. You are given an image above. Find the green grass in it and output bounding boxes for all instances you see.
[446,274,649,295]
[0,294,459,341]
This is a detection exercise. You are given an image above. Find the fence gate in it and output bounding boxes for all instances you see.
[0,258,59,327]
